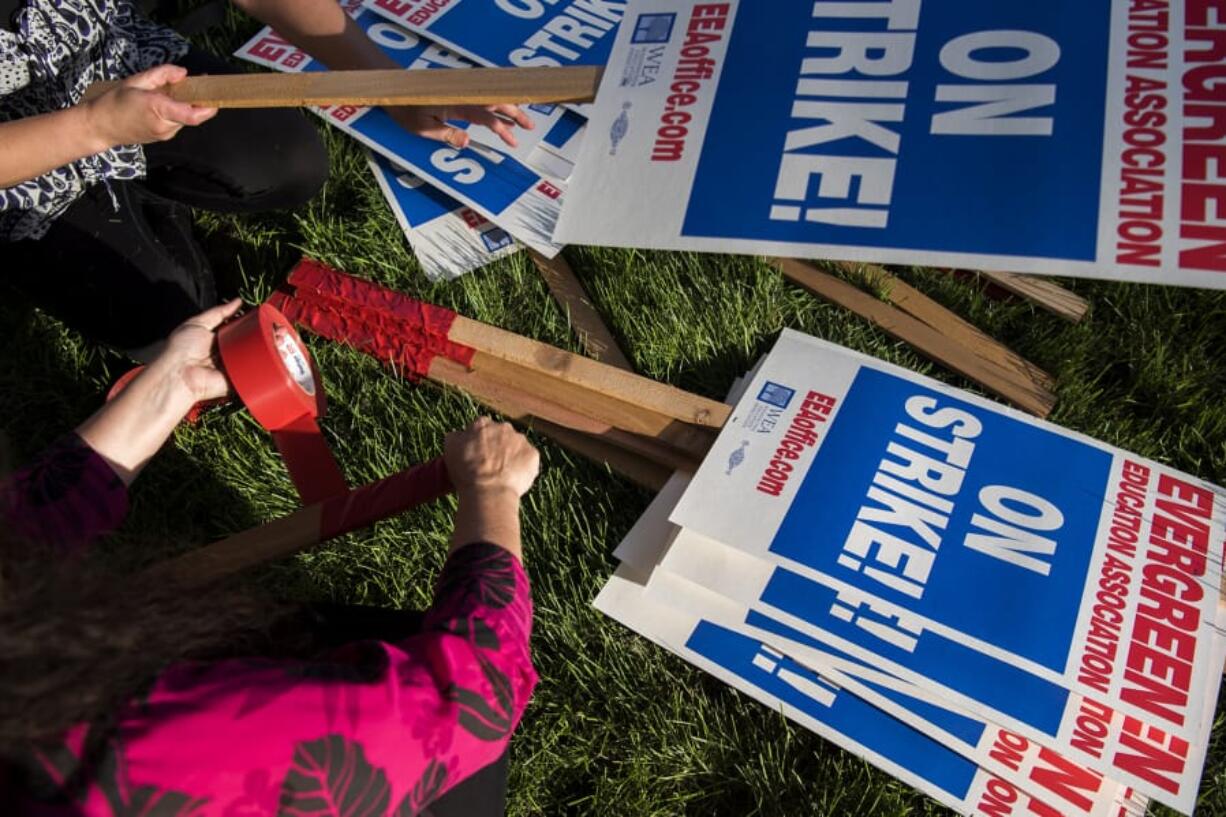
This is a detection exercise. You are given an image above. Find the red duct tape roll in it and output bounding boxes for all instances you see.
[217,304,349,505]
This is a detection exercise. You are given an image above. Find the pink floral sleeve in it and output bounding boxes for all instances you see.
[24,542,538,817]
[1,434,129,552]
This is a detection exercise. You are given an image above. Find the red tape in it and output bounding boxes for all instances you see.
[217,303,349,505]
[286,259,476,372]
[319,458,452,541]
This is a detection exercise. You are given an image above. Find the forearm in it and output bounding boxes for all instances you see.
[234,0,399,71]
[75,358,196,486]
[0,106,109,188]
[451,488,523,562]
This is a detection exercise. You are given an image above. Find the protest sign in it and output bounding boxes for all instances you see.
[368,154,520,279]
[363,0,626,69]
[662,329,1224,811]
[645,569,1152,817]
[555,0,1226,288]
[601,496,1148,817]
[652,527,1218,814]
[361,0,596,169]
[235,5,566,256]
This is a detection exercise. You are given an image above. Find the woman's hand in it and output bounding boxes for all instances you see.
[445,417,539,560]
[390,104,535,149]
[76,300,241,485]
[445,417,540,499]
[82,64,218,150]
[153,299,243,403]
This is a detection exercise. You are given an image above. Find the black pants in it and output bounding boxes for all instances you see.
[5,49,329,356]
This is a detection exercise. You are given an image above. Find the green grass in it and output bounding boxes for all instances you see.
[3,6,1226,815]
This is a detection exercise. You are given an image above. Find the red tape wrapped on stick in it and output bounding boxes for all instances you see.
[217,303,349,505]
[319,457,451,540]
[148,458,453,587]
[286,259,476,372]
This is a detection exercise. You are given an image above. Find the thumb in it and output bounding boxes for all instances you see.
[189,298,244,331]
[124,63,188,91]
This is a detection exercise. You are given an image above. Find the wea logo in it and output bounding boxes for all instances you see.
[757,381,796,410]
[632,13,676,44]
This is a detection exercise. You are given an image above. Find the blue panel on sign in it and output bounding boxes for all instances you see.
[744,600,1067,736]
[357,111,537,214]
[414,0,627,67]
[685,620,979,798]
[736,607,990,747]
[767,367,1113,671]
[370,153,458,227]
[682,2,1111,260]
[543,110,587,149]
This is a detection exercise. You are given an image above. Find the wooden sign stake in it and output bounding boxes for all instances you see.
[530,250,634,372]
[773,258,1056,417]
[82,66,602,109]
[976,269,1090,323]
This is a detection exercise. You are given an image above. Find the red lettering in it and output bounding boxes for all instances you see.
[1112,716,1189,794]
[1029,746,1102,812]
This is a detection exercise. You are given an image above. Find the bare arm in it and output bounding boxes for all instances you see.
[0,106,108,189]
[231,0,532,147]
[77,300,240,485]
[234,0,398,72]
[444,417,540,562]
[0,65,215,189]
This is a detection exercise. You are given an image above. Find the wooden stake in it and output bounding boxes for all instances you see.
[839,261,1056,393]
[82,65,602,108]
[448,316,731,429]
[429,357,707,472]
[977,270,1089,323]
[773,258,1056,417]
[147,459,451,587]
[528,422,672,491]
[530,250,634,371]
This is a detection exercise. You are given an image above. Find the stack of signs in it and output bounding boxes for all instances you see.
[597,329,1225,815]
[235,0,590,273]
[367,153,520,281]
[362,0,624,72]
[557,0,1226,289]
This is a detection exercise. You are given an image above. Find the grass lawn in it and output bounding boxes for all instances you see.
[3,7,1226,816]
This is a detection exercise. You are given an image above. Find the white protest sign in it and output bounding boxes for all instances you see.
[555,0,1226,288]
[604,507,1151,815]
[652,527,1218,815]
[611,481,1151,817]
[368,154,521,280]
[362,0,626,69]
[663,329,1225,811]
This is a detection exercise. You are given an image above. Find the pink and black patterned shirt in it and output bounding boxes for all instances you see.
[2,435,538,816]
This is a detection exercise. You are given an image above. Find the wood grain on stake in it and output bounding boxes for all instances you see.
[429,358,681,484]
[430,356,709,472]
[976,269,1090,323]
[448,317,732,429]
[82,65,602,108]
[773,258,1056,417]
[839,261,1056,394]
[531,250,634,371]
